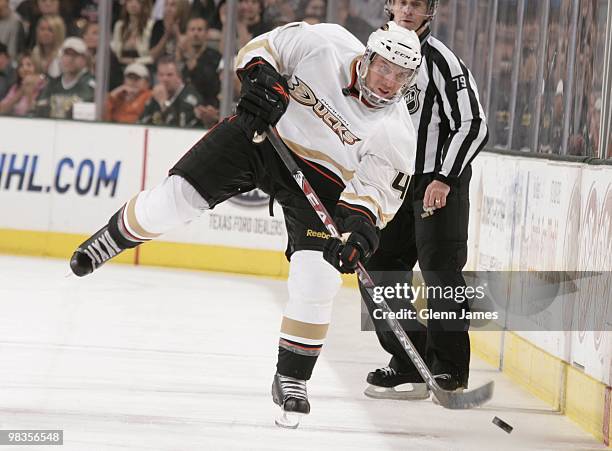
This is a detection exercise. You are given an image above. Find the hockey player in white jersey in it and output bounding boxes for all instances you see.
[69,21,421,428]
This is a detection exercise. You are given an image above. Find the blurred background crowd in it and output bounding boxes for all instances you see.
[0,0,610,158]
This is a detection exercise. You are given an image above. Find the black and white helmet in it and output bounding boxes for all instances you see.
[384,0,439,21]
[357,21,422,108]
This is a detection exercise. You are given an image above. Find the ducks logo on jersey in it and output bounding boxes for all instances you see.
[288,76,361,146]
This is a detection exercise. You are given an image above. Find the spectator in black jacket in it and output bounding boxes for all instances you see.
[139,55,201,127]
[176,16,220,127]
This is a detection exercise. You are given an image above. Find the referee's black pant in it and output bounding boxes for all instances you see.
[359,167,472,388]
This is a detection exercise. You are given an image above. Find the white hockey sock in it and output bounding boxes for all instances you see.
[280,250,342,346]
[121,175,209,241]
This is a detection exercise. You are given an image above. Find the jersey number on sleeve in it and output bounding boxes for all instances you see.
[452,75,467,91]
[391,172,410,200]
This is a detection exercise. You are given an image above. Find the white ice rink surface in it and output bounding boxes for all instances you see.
[0,255,606,451]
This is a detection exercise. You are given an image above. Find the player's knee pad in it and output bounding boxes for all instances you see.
[126,175,209,239]
[285,250,342,324]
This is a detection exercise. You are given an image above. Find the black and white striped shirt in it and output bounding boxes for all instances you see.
[405,29,488,183]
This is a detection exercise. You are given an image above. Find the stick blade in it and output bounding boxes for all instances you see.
[434,380,494,409]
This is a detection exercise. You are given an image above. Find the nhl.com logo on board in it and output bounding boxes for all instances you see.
[228,188,270,207]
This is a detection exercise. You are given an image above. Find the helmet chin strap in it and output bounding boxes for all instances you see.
[415,21,430,37]
[356,59,365,105]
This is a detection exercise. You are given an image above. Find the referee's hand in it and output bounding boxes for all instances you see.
[423,180,450,209]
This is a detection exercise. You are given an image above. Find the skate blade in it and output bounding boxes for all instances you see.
[364,383,430,400]
[432,388,464,405]
[274,410,306,429]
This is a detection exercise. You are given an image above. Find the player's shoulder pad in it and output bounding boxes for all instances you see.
[309,22,360,45]
[278,21,350,48]
[266,21,306,44]
[276,21,303,32]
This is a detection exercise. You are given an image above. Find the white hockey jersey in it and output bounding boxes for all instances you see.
[235,22,417,228]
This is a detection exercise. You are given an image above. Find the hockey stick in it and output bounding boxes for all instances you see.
[262,126,494,409]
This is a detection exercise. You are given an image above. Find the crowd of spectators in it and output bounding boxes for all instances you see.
[3,0,606,158]
[0,0,368,128]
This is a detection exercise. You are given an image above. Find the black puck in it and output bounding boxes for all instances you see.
[492,416,513,434]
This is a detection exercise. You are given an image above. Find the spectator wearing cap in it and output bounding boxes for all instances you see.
[139,55,201,127]
[35,36,94,118]
[0,42,15,99]
[104,62,152,124]
[0,0,25,58]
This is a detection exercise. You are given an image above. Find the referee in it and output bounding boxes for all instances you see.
[361,0,489,401]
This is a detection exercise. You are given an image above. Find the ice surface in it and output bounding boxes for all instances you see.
[0,256,605,450]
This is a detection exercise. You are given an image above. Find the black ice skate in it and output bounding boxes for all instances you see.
[70,208,142,277]
[364,366,430,400]
[272,372,310,429]
[70,225,125,277]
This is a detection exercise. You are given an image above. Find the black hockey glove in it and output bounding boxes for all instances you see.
[236,57,290,138]
[323,215,380,274]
